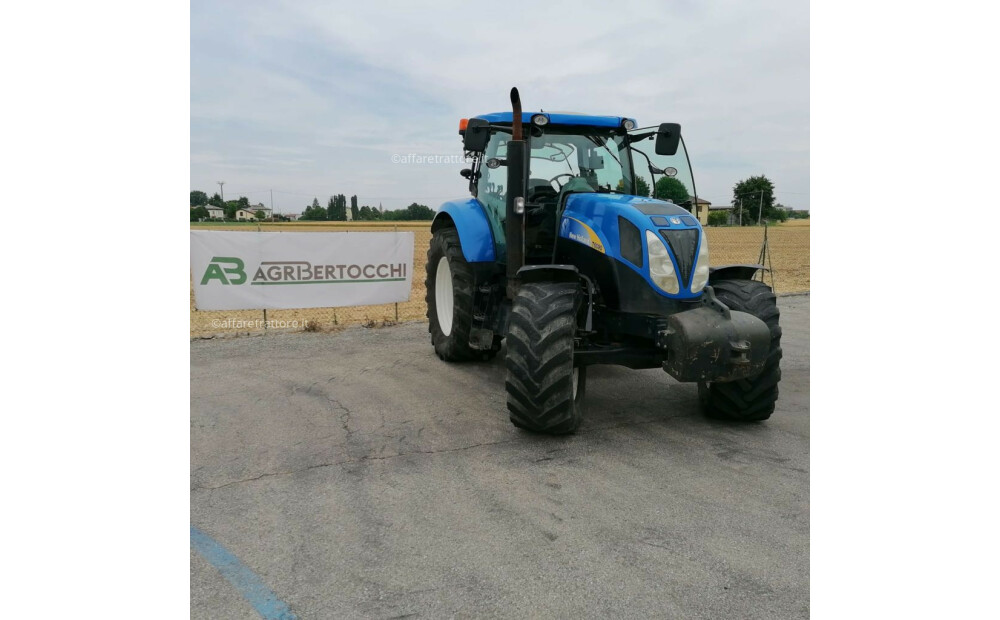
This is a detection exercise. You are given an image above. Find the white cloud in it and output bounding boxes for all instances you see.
[191,0,808,212]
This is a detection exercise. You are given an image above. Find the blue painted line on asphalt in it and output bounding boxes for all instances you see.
[190,525,298,620]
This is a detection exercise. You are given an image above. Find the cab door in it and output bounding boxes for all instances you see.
[475,131,509,263]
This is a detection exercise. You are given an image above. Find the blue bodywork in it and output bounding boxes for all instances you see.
[473,111,637,129]
[436,192,705,300]
[560,194,704,300]
[432,198,496,263]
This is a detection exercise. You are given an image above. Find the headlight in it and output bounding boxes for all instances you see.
[690,232,710,292]
[645,230,679,294]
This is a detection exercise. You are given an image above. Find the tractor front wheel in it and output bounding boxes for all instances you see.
[698,280,782,421]
[505,281,585,434]
[425,227,479,361]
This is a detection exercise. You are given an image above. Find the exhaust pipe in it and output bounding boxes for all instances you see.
[505,87,526,297]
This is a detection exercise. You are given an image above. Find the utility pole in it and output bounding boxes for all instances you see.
[270,189,274,221]
[758,191,764,226]
[217,181,225,202]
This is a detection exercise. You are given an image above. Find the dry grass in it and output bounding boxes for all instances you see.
[191,220,808,336]
[705,221,810,293]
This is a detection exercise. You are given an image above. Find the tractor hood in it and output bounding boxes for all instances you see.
[565,193,693,219]
[559,193,707,302]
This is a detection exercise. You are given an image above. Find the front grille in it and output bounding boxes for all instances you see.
[659,228,699,287]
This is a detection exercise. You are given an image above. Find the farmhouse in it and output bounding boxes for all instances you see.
[692,197,712,225]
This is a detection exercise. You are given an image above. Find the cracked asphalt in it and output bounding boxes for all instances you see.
[191,295,809,619]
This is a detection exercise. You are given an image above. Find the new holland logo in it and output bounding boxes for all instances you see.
[201,257,407,285]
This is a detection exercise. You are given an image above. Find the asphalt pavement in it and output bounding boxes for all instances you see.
[191,295,809,619]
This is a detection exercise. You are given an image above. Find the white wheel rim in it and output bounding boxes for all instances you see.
[572,368,579,400]
[435,256,454,336]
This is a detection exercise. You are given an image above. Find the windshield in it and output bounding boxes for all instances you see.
[526,129,634,201]
[627,127,697,207]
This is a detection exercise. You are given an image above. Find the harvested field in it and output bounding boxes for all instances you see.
[190,220,808,337]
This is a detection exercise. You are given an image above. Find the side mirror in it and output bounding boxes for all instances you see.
[654,123,681,156]
[463,118,490,153]
[460,168,473,179]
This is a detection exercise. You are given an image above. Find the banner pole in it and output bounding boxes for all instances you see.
[394,224,399,322]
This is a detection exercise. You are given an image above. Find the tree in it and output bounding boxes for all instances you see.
[190,190,208,207]
[708,211,729,226]
[635,176,651,198]
[255,210,266,220]
[301,197,328,221]
[771,204,789,223]
[224,200,239,220]
[731,175,776,225]
[208,193,224,208]
[616,177,651,197]
[190,206,209,221]
[330,194,352,220]
[327,194,347,221]
[301,198,327,221]
[654,177,690,204]
[381,203,435,221]
[301,207,327,220]
[350,194,360,222]
[358,205,373,220]
[404,203,436,220]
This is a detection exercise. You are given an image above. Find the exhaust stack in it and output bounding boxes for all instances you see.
[505,87,526,297]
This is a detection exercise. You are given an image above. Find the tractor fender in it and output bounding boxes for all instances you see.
[517,264,580,284]
[432,199,496,263]
[708,264,768,283]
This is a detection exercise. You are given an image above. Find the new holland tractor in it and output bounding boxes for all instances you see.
[426,88,781,434]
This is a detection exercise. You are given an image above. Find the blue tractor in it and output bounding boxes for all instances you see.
[426,89,780,434]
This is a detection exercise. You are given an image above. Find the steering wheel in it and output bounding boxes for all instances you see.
[549,173,577,190]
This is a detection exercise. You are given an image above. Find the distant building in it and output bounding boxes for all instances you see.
[205,206,223,219]
[233,206,273,220]
[692,197,712,225]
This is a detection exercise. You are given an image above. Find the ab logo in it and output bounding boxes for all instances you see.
[201,257,247,285]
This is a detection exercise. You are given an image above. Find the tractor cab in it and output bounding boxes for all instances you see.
[463,112,697,266]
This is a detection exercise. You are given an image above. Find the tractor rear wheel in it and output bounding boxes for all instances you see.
[699,280,782,422]
[505,281,586,434]
[425,226,479,361]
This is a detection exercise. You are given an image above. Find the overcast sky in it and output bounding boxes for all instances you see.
[191,0,808,214]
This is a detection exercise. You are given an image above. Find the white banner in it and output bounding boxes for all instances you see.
[191,231,414,311]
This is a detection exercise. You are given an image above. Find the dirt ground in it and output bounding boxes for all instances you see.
[191,295,811,619]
